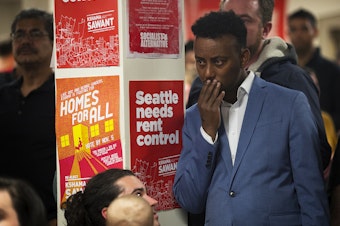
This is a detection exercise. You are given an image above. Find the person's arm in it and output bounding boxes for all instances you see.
[174,79,224,213]
[295,69,332,170]
[264,65,331,169]
[173,108,219,213]
[288,92,330,225]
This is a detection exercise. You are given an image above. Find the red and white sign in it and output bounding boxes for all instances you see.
[128,0,181,58]
[54,0,119,68]
[129,80,184,211]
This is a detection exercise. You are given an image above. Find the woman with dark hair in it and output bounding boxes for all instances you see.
[0,177,48,226]
[64,168,160,226]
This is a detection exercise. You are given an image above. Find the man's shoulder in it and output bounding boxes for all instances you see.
[254,74,303,95]
[185,103,199,116]
[309,48,340,73]
[264,58,304,75]
[0,77,19,92]
[0,72,15,88]
[314,54,340,72]
[260,59,312,88]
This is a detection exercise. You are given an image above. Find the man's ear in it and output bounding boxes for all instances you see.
[101,207,108,219]
[241,48,250,68]
[263,22,272,38]
[313,26,319,38]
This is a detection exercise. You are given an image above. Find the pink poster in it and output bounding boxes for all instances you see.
[56,76,122,205]
[129,81,184,211]
[128,0,181,57]
[54,0,119,68]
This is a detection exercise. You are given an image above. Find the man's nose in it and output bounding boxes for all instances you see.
[203,64,215,80]
[144,194,158,207]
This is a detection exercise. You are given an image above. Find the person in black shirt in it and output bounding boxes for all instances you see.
[0,9,56,226]
[288,8,340,134]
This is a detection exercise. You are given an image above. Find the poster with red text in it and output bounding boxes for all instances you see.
[56,76,122,205]
[128,0,181,58]
[54,0,119,68]
[129,81,184,211]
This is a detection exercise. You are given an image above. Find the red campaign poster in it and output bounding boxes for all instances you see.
[128,0,181,57]
[56,76,122,205]
[54,0,119,68]
[129,81,184,211]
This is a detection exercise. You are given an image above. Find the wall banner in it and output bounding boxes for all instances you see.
[54,0,119,68]
[56,76,122,205]
[128,0,181,58]
[129,80,184,211]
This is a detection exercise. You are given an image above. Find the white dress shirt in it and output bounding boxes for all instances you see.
[201,71,255,165]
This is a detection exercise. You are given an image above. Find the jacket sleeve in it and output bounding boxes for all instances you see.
[262,62,331,170]
[289,92,330,225]
[173,108,219,213]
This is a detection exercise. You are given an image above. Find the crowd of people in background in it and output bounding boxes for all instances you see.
[0,0,339,225]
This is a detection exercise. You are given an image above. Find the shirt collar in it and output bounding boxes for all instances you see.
[222,71,255,106]
[238,70,255,97]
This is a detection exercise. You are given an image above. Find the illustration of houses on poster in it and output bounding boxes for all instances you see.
[55,0,119,68]
[56,76,122,204]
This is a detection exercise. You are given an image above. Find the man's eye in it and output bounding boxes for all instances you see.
[215,60,224,66]
[134,191,142,197]
[301,27,309,32]
[196,59,205,65]
[12,32,25,39]
[30,31,43,37]
[241,17,251,24]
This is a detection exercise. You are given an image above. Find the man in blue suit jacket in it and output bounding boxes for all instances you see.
[173,11,329,225]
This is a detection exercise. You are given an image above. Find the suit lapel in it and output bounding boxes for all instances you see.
[229,77,267,183]
[218,122,233,173]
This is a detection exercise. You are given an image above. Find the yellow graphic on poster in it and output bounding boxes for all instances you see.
[56,76,122,205]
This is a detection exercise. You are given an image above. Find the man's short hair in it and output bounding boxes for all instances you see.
[220,0,274,25]
[288,8,317,28]
[191,10,247,49]
[11,8,54,41]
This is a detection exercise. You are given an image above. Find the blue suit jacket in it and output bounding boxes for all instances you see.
[173,76,329,226]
